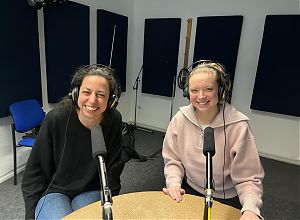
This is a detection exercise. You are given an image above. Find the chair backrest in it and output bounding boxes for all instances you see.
[9,99,45,133]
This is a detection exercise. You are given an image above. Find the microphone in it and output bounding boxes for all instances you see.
[91,125,107,159]
[27,0,44,9]
[202,127,215,220]
[91,125,113,220]
[203,127,215,157]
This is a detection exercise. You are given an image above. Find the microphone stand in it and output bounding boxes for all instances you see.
[133,65,153,134]
[96,155,113,220]
[203,152,214,220]
[109,25,116,67]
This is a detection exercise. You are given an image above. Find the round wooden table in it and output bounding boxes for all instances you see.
[63,191,241,219]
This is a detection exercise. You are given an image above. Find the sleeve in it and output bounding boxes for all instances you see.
[104,109,124,196]
[162,116,185,188]
[229,122,265,218]
[21,113,56,220]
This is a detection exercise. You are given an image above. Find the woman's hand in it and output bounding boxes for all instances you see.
[162,186,185,202]
[240,210,260,220]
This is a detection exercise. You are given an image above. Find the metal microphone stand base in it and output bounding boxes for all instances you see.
[122,122,148,162]
[102,203,113,220]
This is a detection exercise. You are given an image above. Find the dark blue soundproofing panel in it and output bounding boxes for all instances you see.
[44,1,89,103]
[193,16,243,102]
[251,15,300,117]
[97,10,128,92]
[142,18,181,97]
[0,1,42,117]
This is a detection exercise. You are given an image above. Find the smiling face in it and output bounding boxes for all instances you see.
[188,70,219,121]
[77,75,110,128]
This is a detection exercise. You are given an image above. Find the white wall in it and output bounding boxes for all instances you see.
[0,0,135,183]
[131,0,300,165]
[0,0,299,183]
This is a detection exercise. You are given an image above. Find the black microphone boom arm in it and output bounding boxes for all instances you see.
[202,127,216,220]
[96,155,113,220]
[204,152,215,207]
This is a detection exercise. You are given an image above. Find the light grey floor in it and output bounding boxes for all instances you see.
[0,129,299,219]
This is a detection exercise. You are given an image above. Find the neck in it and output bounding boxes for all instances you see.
[77,109,103,129]
[195,106,219,125]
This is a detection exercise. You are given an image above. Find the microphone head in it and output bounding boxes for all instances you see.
[91,125,107,159]
[203,127,215,156]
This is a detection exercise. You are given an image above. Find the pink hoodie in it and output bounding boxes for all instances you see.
[162,102,264,218]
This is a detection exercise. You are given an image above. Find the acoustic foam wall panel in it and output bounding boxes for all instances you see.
[142,18,181,97]
[44,1,89,103]
[193,16,243,102]
[251,15,300,117]
[0,1,42,117]
[97,10,128,92]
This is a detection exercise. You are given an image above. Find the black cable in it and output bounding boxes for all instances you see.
[36,104,73,219]
[222,102,227,199]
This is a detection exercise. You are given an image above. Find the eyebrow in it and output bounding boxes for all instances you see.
[81,87,107,93]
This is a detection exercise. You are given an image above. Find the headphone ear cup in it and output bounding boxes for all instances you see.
[71,87,79,104]
[109,72,121,109]
[107,94,113,109]
[183,86,190,99]
[108,94,117,109]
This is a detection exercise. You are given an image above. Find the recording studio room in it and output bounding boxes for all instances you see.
[0,0,299,219]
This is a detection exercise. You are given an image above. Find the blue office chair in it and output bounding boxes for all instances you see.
[9,99,45,185]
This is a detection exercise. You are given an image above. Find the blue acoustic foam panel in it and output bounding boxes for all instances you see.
[142,18,181,97]
[97,9,128,92]
[251,15,300,117]
[44,1,90,103]
[0,1,42,117]
[193,15,243,102]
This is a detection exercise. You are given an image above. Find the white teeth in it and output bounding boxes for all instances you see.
[86,106,98,111]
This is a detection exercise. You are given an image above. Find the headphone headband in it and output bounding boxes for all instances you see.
[178,60,231,102]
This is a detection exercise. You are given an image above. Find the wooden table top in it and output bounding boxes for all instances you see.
[63,191,241,219]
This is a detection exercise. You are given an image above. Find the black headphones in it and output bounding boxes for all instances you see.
[178,60,231,102]
[69,64,121,109]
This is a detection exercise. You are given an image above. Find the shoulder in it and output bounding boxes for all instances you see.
[223,106,254,141]
[177,104,198,126]
[168,104,198,131]
[47,105,72,118]
[43,105,74,125]
[104,108,122,121]
[179,104,193,115]
[224,103,249,121]
[102,108,123,130]
[170,108,186,126]
[213,103,249,128]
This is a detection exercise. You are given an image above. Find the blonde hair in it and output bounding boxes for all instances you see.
[188,60,231,102]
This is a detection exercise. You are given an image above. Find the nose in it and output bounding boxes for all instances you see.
[88,93,97,103]
[197,90,206,99]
